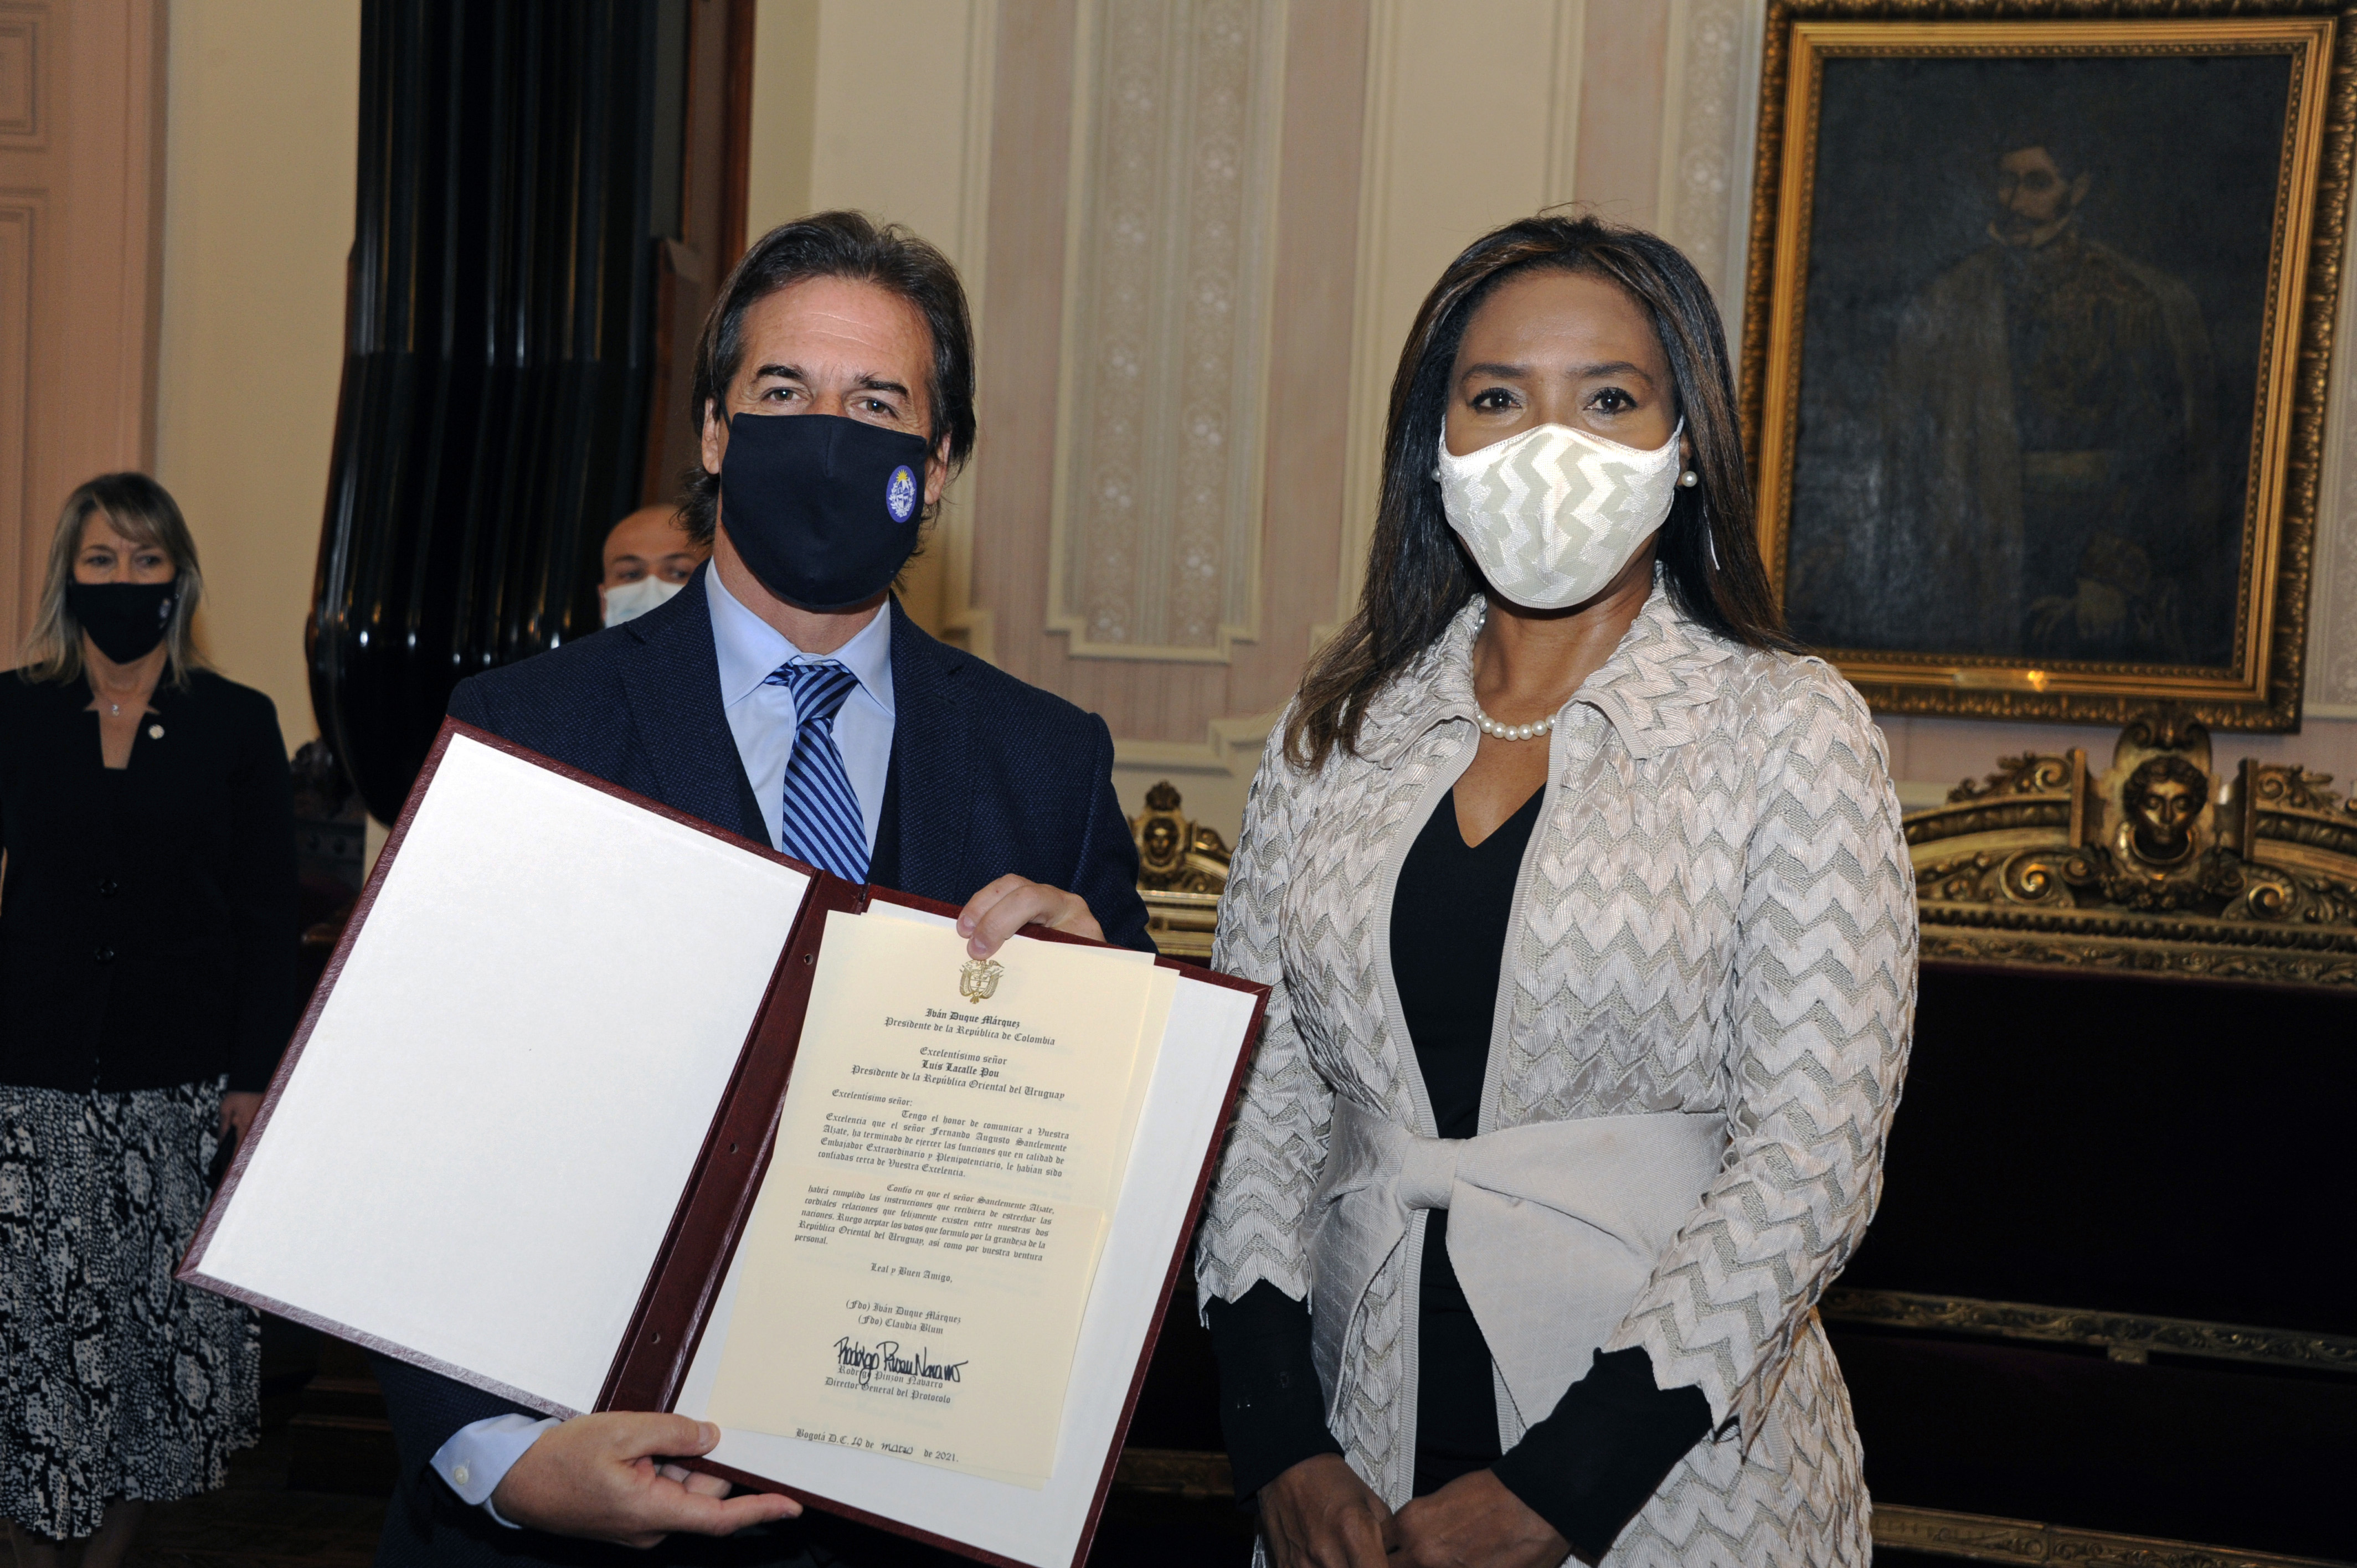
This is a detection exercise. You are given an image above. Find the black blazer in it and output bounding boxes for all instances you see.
[0,668,298,1093]
[374,570,1148,1567]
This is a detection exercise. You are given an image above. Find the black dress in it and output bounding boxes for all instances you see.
[0,668,298,1539]
[1389,783,1544,1496]
[1207,786,1711,1559]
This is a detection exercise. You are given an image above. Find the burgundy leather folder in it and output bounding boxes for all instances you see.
[179,718,1267,1568]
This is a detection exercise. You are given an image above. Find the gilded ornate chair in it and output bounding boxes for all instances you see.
[1129,781,1231,961]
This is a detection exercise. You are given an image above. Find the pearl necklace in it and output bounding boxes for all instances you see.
[1474,706,1553,742]
[1469,604,1558,740]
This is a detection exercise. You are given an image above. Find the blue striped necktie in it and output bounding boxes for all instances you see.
[765,660,868,883]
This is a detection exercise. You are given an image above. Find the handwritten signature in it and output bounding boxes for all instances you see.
[833,1337,967,1389]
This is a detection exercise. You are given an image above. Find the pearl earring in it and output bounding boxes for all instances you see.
[1677,470,1700,488]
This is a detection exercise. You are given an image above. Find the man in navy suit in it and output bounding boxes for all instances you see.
[371,212,1149,1566]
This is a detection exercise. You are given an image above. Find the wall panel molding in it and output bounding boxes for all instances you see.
[0,198,34,642]
[2305,176,2357,717]
[1329,0,1399,639]
[1655,0,1762,342]
[0,6,47,147]
[1543,2,1586,207]
[0,0,163,659]
[934,0,1001,662]
[1335,0,1590,632]
[971,0,1361,817]
[788,0,1001,658]
[1044,0,1286,662]
[1111,709,1278,781]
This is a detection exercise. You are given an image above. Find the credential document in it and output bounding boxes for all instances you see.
[179,721,1275,1568]
[705,913,1174,1484]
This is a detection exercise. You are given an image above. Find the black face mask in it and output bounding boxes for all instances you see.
[67,579,177,664]
[718,413,930,611]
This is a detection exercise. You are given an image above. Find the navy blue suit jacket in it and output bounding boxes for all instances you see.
[372,570,1147,1566]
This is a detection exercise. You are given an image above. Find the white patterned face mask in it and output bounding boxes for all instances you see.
[601,574,684,627]
[1435,420,1683,610]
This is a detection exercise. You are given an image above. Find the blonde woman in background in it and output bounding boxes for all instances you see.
[0,474,297,1568]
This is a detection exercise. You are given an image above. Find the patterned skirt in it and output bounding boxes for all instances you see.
[0,1079,258,1539]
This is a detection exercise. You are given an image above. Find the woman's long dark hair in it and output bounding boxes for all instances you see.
[1285,212,1794,769]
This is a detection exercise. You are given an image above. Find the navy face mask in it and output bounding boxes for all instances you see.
[717,412,930,611]
[67,579,177,664]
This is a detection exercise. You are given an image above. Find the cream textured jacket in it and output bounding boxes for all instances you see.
[1195,581,1916,1567]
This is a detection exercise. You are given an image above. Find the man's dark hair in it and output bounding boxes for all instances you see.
[681,210,977,544]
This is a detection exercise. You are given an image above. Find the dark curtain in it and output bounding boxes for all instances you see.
[310,0,684,823]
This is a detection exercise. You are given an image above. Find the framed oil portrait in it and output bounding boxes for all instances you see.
[1742,1,2355,729]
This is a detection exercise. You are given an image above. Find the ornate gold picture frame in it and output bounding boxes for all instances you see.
[1742,1,2355,729]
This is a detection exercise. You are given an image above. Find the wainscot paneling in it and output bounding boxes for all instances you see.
[0,0,163,659]
[1044,0,1287,664]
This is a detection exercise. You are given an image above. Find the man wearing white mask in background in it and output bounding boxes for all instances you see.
[599,503,709,626]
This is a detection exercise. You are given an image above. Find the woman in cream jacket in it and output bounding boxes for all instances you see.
[1195,214,1916,1568]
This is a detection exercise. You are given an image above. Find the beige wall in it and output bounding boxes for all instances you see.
[126,0,2357,837]
[734,0,2357,844]
[13,0,2320,867]
[744,0,817,243]
[736,1,1792,842]
[744,0,996,652]
[157,0,359,757]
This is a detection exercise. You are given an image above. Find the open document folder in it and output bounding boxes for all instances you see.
[176,721,1267,1568]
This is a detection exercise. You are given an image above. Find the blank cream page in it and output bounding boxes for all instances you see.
[194,734,810,1415]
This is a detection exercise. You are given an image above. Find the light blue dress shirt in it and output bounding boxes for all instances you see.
[706,565,895,856]
[429,568,899,1521]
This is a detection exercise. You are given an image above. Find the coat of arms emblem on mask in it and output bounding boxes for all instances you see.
[958,956,1005,1002]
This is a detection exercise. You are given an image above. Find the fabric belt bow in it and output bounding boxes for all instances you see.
[1309,1097,1726,1430]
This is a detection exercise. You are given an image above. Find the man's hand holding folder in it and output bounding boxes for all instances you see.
[491,1414,800,1548]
